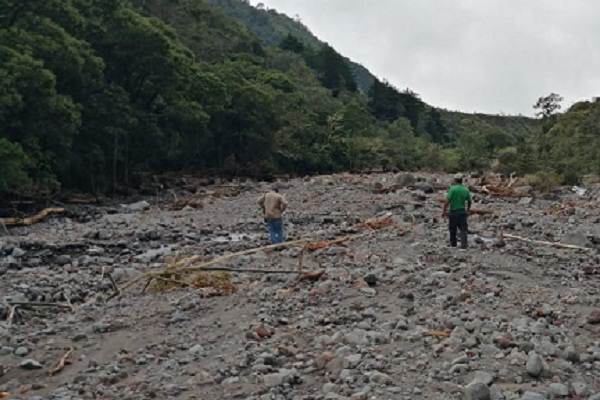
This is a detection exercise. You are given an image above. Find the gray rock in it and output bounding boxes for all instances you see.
[571,381,588,396]
[92,322,112,333]
[111,267,141,281]
[325,357,344,377]
[72,333,87,342]
[561,346,580,363]
[0,346,14,355]
[344,329,366,345]
[122,200,151,212]
[14,346,29,356]
[526,352,543,377]
[548,383,568,397]
[3,255,20,269]
[56,254,72,266]
[322,382,338,394]
[0,325,10,339]
[134,246,172,263]
[471,371,494,386]
[560,231,590,247]
[170,310,189,323]
[262,368,297,387]
[520,392,547,400]
[343,354,362,368]
[415,182,435,193]
[463,382,490,400]
[11,247,25,258]
[263,372,284,387]
[396,173,416,187]
[363,273,377,286]
[20,359,43,370]
[188,344,204,354]
[518,197,534,205]
[360,287,376,296]
[449,363,470,374]
[368,371,393,385]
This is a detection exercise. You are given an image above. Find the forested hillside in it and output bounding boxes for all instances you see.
[3,0,590,200]
[202,0,376,91]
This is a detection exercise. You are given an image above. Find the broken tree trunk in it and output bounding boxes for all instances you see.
[2,207,65,226]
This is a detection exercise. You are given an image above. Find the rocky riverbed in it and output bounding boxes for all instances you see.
[2,173,600,400]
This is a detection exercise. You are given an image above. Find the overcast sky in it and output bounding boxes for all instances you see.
[249,0,599,116]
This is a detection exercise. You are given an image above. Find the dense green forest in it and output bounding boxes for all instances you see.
[202,0,376,91]
[0,0,595,198]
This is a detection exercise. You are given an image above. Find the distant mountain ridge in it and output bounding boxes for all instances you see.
[205,0,536,123]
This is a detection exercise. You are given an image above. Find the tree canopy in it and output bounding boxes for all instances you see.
[0,0,552,198]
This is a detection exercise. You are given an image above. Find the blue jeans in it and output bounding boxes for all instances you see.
[266,218,285,244]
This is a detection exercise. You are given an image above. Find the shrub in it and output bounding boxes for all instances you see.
[522,171,563,193]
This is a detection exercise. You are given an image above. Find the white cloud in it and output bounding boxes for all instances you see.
[250,0,600,115]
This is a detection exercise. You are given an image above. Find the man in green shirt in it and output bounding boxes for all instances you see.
[441,173,472,249]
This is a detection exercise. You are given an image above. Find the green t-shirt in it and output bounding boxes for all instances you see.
[447,184,471,211]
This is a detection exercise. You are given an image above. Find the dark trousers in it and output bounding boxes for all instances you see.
[448,210,468,248]
[266,218,285,244]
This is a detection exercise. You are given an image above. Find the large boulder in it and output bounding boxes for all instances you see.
[395,173,416,187]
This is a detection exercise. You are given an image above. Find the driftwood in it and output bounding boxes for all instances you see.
[481,186,528,198]
[114,239,311,296]
[298,269,326,282]
[469,209,494,216]
[111,220,403,300]
[2,207,65,226]
[6,302,74,326]
[102,267,121,299]
[48,347,74,376]
[307,236,350,251]
[358,215,396,230]
[168,194,204,211]
[542,200,589,215]
[503,233,592,251]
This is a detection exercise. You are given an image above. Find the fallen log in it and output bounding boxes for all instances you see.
[503,233,592,251]
[2,207,65,226]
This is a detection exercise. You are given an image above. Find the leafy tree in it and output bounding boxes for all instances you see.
[306,44,357,94]
[534,93,563,118]
[279,33,305,54]
[0,138,31,193]
[456,131,491,171]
